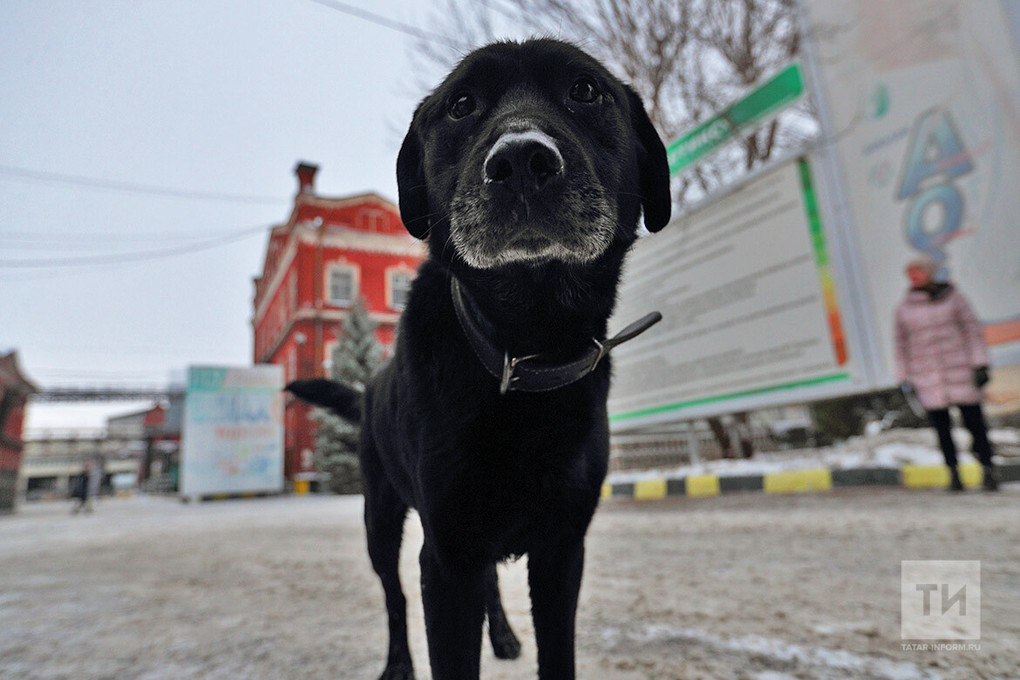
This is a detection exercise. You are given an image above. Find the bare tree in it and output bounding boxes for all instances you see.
[695,0,811,171]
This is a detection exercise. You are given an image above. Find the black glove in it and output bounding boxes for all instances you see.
[974,366,990,388]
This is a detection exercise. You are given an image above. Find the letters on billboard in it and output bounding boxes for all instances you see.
[803,0,1020,411]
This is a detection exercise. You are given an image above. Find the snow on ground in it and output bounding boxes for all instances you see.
[608,427,1019,484]
[600,625,944,680]
[3,490,1019,680]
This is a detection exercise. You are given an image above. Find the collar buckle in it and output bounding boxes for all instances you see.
[588,338,609,375]
[500,352,542,395]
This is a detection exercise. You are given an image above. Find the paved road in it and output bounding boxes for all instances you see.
[1,487,1018,679]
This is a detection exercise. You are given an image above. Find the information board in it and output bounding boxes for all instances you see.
[609,157,862,430]
[180,365,284,498]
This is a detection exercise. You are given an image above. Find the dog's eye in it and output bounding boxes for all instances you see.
[569,78,600,103]
[448,93,476,120]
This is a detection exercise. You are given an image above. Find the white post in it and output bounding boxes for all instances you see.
[687,422,702,466]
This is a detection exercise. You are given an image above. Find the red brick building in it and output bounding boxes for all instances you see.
[252,163,425,485]
[0,351,37,513]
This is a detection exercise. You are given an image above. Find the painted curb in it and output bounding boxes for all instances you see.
[601,462,1020,500]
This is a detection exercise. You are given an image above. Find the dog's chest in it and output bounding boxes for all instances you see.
[418,394,608,559]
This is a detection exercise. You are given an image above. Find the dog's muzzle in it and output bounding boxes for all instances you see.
[483,130,564,196]
[449,123,616,269]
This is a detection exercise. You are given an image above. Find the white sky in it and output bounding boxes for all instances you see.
[0,0,492,430]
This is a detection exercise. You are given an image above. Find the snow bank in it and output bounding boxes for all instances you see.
[608,427,1017,484]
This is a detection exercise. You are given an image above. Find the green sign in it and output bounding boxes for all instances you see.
[667,62,805,174]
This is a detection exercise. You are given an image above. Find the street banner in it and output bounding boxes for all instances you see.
[180,365,284,498]
[609,157,861,430]
[667,63,805,174]
[801,0,1020,411]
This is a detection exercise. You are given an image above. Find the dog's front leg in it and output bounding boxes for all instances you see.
[529,540,585,680]
[420,546,486,680]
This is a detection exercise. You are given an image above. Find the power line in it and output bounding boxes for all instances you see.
[304,0,457,47]
[0,164,286,205]
[0,228,261,246]
[0,224,266,268]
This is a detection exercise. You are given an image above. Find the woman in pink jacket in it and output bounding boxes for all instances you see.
[895,257,998,491]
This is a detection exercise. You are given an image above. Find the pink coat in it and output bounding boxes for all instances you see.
[894,284,988,410]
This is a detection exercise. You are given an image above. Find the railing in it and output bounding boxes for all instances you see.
[140,473,177,495]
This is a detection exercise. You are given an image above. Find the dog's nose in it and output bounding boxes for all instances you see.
[483,130,564,194]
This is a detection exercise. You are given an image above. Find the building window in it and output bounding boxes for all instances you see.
[362,209,385,232]
[388,269,414,311]
[322,339,338,374]
[327,265,358,307]
[289,273,297,313]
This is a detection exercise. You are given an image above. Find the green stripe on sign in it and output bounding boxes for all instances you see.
[798,157,828,268]
[667,62,804,174]
[610,372,850,423]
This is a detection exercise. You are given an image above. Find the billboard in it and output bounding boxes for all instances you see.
[609,157,863,430]
[801,0,1020,411]
[609,1,1020,427]
[180,365,284,498]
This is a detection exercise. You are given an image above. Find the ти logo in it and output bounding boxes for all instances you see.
[901,561,980,640]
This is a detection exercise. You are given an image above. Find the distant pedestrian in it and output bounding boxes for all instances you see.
[70,457,100,514]
[71,466,91,514]
[894,256,998,491]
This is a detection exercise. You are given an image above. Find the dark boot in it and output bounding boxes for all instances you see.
[982,465,999,492]
[948,467,964,492]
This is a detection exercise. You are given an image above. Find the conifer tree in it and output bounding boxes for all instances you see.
[312,298,383,494]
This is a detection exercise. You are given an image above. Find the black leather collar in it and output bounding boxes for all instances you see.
[450,276,662,395]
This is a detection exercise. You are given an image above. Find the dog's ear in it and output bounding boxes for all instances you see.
[396,106,432,240]
[626,87,672,232]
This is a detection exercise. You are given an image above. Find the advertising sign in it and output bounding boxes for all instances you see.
[180,365,284,498]
[609,1,1020,426]
[609,157,861,430]
[801,0,1020,410]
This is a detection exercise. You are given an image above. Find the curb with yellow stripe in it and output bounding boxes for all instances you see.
[601,462,1020,500]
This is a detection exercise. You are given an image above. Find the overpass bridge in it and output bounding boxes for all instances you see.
[22,387,185,498]
[29,387,185,403]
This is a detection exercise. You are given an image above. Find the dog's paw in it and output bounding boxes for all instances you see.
[490,627,522,660]
[378,661,414,680]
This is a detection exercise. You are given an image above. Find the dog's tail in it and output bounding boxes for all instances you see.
[285,379,363,424]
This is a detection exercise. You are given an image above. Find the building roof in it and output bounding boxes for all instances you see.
[253,170,422,299]
[298,191,398,211]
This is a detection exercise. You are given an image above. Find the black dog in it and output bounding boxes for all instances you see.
[287,38,670,680]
